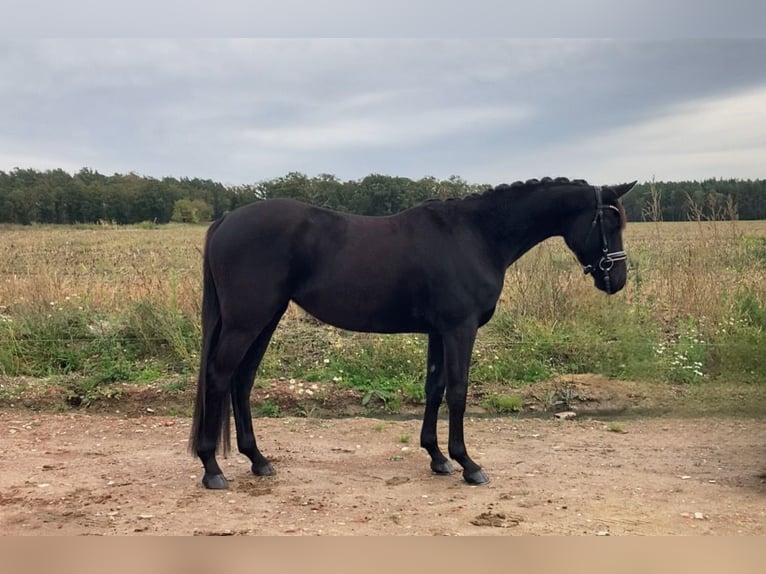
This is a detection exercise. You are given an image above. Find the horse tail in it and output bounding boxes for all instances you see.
[189,216,231,456]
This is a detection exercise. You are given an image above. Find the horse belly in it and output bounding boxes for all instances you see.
[292,281,429,334]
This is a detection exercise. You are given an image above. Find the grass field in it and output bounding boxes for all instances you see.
[1,218,765,410]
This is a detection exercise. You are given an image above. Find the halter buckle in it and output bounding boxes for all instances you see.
[598,250,627,272]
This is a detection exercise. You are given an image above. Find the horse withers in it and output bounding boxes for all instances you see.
[189,177,635,489]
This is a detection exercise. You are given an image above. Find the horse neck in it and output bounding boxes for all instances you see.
[470,184,593,268]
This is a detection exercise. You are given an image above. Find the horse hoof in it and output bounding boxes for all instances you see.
[431,460,456,475]
[252,462,276,476]
[463,469,490,485]
[202,473,229,490]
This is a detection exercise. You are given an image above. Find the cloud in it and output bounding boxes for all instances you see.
[240,105,531,150]
[0,152,83,174]
[473,86,766,184]
[3,1,765,37]
[0,39,764,184]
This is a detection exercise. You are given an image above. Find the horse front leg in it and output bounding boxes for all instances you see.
[419,333,455,475]
[443,323,490,485]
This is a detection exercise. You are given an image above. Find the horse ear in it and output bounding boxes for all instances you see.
[612,181,637,198]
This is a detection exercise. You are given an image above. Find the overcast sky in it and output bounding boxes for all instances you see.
[1,38,765,186]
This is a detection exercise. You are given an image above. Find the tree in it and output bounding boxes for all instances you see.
[2,168,765,224]
[171,198,214,223]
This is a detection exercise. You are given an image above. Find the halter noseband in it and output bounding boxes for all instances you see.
[582,186,627,294]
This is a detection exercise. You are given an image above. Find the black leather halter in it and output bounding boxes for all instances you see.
[582,186,627,294]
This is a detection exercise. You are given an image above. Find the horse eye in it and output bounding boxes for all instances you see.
[604,210,622,230]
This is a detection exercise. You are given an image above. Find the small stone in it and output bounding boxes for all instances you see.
[595,530,610,536]
[693,512,705,520]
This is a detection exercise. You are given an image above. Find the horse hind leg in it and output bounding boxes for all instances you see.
[231,306,286,477]
[196,325,258,490]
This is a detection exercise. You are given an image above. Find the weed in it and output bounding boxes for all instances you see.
[123,299,199,373]
[63,377,123,408]
[482,394,523,414]
[656,319,707,384]
[606,422,626,433]
[401,380,425,403]
[736,290,766,329]
[540,386,581,411]
[361,387,402,412]
[295,403,317,418]
[742,236,766,267]
[257,400,281,418]
[160,378,189,393]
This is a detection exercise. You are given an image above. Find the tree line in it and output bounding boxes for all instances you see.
[619,178,766,222]
[1,168,764,224]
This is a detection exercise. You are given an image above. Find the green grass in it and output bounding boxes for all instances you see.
[257,400,281,417]
[0,302,195,402]
[482,393,524,414]
[2,290,765,410]
[606,422,626,433]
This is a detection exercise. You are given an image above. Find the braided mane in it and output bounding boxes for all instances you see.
[469,177,626,227]
[426,177,596,208]
[485,176,589,196]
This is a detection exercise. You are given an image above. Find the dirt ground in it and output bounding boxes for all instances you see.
[1,401,765,535]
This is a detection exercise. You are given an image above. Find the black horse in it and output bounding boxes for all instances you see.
[189,177,635,489]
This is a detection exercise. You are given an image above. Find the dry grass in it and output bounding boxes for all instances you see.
[1,220,765,326]
[499,220,766,330]
[0,223,206,315]
[623,220,766,325]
